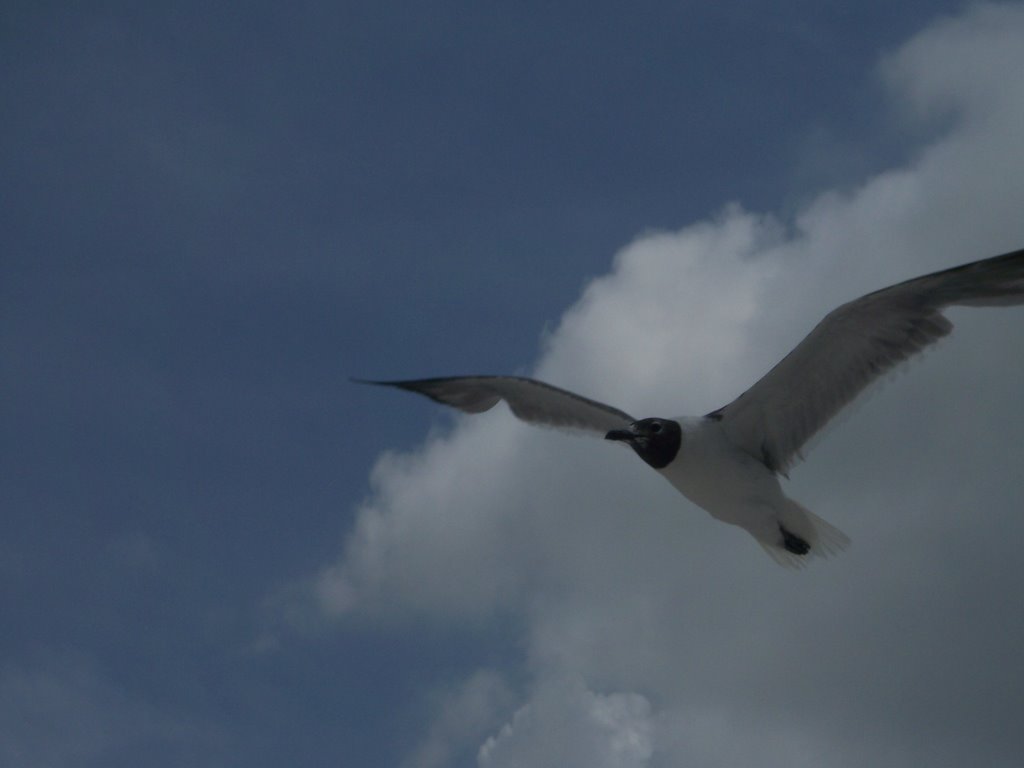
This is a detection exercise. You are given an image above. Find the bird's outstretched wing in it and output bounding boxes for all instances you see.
[357,375,634,435]
[709,247,1024,475]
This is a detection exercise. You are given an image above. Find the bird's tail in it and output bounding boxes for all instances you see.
[758,499,850,569]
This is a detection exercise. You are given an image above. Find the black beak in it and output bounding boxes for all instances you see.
[605,428,635,442]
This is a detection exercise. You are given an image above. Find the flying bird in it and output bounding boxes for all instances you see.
[360,247,1024,567]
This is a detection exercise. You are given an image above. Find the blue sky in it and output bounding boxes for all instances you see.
[3,3,1024,767]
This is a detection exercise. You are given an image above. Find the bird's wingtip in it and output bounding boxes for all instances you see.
[351,377,393,386]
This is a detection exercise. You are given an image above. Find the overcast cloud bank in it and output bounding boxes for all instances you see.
[300,5,1024,765]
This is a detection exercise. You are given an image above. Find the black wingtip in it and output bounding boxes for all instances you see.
[351,377,414,387]
[352,376,496,390]
[350,377,431,393]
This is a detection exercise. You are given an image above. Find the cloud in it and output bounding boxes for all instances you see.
[290,4,1024,765]
[478,676,653,768]
[404,670,516,768]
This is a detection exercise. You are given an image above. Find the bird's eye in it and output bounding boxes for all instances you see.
[650,422,662,434]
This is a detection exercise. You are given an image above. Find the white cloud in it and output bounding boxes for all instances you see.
[295,4,1024,766]
[478,676,653,768]
[404,670,516,768]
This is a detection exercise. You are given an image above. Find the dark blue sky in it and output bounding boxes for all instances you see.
[7,2,1015,766]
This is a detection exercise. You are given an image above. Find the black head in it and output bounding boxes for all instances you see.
[604,418,681,469]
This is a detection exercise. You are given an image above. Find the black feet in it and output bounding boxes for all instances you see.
[780,525,811,555]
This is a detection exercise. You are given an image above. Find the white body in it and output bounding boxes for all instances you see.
[661,417,848,566]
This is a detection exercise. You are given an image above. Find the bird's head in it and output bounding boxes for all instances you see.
[605,418,681,469]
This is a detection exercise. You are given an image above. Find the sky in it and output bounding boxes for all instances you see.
[3,2,1024,767]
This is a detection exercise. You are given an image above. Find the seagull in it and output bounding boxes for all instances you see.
[359,247,1024,567]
